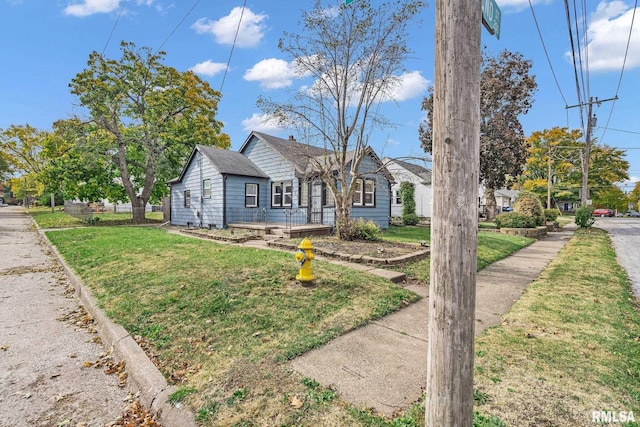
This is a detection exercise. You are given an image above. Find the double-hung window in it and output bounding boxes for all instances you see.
[202,179,211,199]
[272,181,292,207]
[394,189,402,205]
[184,190,191,207]
[245,183,258,207]
[353,178,375,207]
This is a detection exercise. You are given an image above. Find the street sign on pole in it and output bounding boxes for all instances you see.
[482,0,501,39]
[346,0,353,4]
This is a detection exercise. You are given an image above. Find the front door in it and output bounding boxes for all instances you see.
[309,180,323,224]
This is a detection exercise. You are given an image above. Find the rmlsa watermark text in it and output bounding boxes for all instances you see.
[592,411,635,423]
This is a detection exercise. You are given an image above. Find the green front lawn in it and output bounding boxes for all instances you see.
[395,229,534,283]
[45,226,418,426]
[28,206,163,228]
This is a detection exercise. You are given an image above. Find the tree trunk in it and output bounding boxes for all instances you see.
[485,187,497,221]
[426,0,481,424]
[334,200,352,240]
[132,196,147,223]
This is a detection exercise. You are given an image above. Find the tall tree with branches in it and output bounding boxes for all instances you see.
[0,124,48,203]
[258,0,425,239]
[70,41,230,221]
[420,49,536,220]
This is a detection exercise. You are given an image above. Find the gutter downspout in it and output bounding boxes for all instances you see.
[199,155,203,228]
[222,174,227,228]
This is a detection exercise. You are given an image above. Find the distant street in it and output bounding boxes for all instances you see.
[593,217,640,299]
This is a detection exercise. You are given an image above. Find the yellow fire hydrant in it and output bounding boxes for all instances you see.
[295,237,315,282]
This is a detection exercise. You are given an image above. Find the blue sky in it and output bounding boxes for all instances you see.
[1,0,639,191]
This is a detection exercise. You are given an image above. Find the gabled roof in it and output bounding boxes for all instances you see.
[313,147,395,183]
[197,145,268,178]
[494,189,519,199]
[383,157,432,184]
[170,144,268,184]
[240,131,331,175]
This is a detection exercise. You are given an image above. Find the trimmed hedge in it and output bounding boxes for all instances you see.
[514,191,545,226]
[495,212,538,229]
[544,208,561,222]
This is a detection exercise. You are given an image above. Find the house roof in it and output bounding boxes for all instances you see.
[241,131,331,175]
[170,144,269,184]
[494,189,519,199]
[197,144,269,178]
[383,157,432,184]
[308,147,395,184]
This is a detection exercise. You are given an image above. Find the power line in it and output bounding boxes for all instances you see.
[101,0,128,56]
[598,0,638,144]
[219,0,248,94]
[156,0,202,53]
[527,0,568,106]
[597,126,640,136]
[572,0,589,105]
[564,0,586,133]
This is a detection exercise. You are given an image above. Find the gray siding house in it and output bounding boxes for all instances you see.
[169,131,393,229]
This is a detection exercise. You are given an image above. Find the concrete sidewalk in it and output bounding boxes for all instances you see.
[0,206,133,426]
[290,228,576,416]
[1,206,196,427]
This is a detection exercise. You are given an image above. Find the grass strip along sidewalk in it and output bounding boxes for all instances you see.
[473,227,640,426]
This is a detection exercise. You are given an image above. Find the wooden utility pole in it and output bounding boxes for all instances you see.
[426,0,481,425]
[566,96,617,207]
[580,97,594,207]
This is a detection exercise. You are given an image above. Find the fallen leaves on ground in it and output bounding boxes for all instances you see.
[114,401,161,427]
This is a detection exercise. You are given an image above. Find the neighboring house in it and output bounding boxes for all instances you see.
[479,187,520,216]
[494,189,519,211]
[169,131,394,229]
[383,157,432,219]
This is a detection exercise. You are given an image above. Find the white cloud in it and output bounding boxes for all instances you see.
[388,71,430,102]
[64,0,120,16]
[241,113,285,133]
[578,1,640,71]
[190,60,227,77]
[244,58,297,89]
[192,7,267,48]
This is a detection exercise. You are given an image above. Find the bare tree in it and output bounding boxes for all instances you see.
[258,0,425,239]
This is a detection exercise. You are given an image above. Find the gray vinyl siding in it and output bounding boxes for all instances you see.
[242,135,301,224]
[170,151,225,227]
[350,155,392,229]
[224,175,269,224]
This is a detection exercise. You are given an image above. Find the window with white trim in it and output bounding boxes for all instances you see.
[272,181,292,207]
[184,190,191,207]
[245,183,258,207]
[353,178,375,207]
[394,189,402,205]
[202,179,211,199]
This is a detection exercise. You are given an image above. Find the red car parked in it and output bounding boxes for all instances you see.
[593,208,615,217]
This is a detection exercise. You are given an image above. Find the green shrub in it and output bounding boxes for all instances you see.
[38,192,64,207]
[575,207,595,228]
[544,208,561,222]
[400,181,419,226]
[337,217,381,241]
[402,213,420,226]
[495,212,537,229]
[514,191,545,226]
